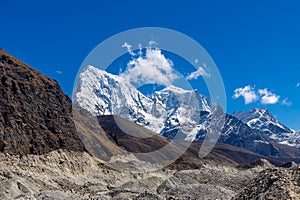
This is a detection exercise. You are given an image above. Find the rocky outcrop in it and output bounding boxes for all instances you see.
[234,166,300,199]
[0,49,85,154]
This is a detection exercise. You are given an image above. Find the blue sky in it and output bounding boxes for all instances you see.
[1,0,300,130]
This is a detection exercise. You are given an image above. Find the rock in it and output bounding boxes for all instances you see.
[280,161,298,169]
[0,49,85,155]
[233,168,300,199]
[0,149,298,199]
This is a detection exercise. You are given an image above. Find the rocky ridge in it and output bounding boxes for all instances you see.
[0,49,85,154]
[74,65,300,158]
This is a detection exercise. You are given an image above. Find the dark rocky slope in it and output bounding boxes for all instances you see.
[0,49,85,154]
[97,115,297,169]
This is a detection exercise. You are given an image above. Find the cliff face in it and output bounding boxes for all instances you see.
[0,49,85,154]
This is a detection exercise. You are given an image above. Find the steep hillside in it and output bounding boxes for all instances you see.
[0,49,85,154]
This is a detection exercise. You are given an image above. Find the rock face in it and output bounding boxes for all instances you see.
[0,49,85,154]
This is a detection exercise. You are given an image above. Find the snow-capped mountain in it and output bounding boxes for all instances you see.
[74,65,218,141]
[232,108,293,135]
[74,65,155,129]
[74,65,300,154]
[232,108,300,148]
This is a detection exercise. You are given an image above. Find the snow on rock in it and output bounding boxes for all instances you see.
[74,66,300,149]
[74,65,217,141]
[232,108,300,148]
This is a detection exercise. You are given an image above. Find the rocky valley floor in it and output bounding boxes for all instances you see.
[0,149,299,200]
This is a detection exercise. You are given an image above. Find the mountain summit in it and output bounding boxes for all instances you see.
[232,108,293,135]
[233,108,299,148]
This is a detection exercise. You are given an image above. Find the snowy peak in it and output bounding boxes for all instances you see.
[74,65,153,121]
[232,108,293,135]
[152,85,212,113]
[74,65,216,141]
[232,108,300,148]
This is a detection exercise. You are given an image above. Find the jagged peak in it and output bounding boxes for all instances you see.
[250,107,270,114]
[233,107,273,119]
[232,107,293,135]
[82,65,117,78]
[157,85,190,94]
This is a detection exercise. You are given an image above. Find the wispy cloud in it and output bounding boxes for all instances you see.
[296,82,300,88]
[258,89,280,105]
[122,42,135,56]
[120,42,178,86]
[233,85,258,104]
[55,70,62,74]
[186,66,210,80]
[281,98,292,106]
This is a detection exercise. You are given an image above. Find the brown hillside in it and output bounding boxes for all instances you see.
[0,49,85,154]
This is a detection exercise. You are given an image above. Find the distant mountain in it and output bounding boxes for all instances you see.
[0,49,85,154]
[233,108,300,148]
[232,108,293,135]
[74,65,217,141]
[74,66,300,157]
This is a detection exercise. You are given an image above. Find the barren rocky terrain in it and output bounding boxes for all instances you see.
[2,149,299,200]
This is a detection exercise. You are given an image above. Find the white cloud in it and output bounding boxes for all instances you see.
[120,45,178,86]
[296,82,300,88]
[233,86,285,105]
[56,70,62,74]
[186,66,210,80]
[258,89,280,104]
[233,85,258,104]
[122,42,135,56]
[281,98,292,106]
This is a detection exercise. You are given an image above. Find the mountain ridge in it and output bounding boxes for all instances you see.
[74,65,300,157]
[74,65,218,141]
